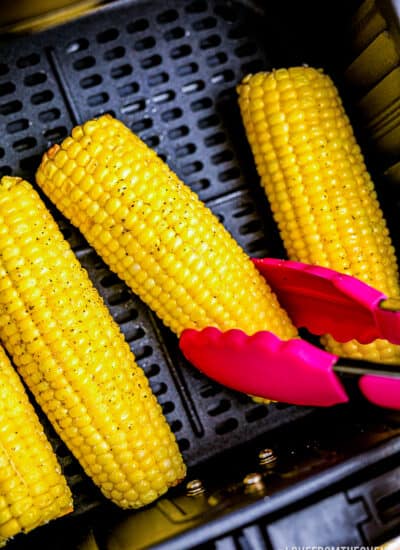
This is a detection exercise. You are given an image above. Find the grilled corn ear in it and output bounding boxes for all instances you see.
[237,66,400,363]
[0,345,72,546]
[36,114,297,340]
[0,176,185,509]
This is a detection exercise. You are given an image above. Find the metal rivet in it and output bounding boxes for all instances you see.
[258,448,277,468]
[186,479,205,496]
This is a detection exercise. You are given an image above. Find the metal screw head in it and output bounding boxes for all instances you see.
[258,448,277,468]
[243,472,266,494]
[243,472,263,487]
[186,479,205,497]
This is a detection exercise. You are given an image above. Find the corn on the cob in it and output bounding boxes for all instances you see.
[0,345,72,546]
[237,66,400,363]
[0,176,185,509]
[36,114,297,341]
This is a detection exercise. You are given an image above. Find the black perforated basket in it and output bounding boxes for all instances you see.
[2,1,400,549]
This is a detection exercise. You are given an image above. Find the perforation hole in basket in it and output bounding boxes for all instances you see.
[200,384,221,398]
[126,18,149,34]
[100,273,121,288]
[245,405,269,422]
[153,382,168,397]
[164,26,185,41]
[191,178,210,192]
[73,56,96,71]
[177,438,190,451]
[104,46,125,61]
[161,107,183,123]
[140,55,162,69]
[175,143,196,158]
[215,417,238,435]
[31,90,54,105]
[192,16,217,31]
[121,99,146,115]
[143,134,160,148]
[0,81,15,96]
[6,118,29,134]
[0,148,4,159]
[176,62,198,78]
[24,71,47,87]
[110,64,132,79]
[39,108,61,123]
[16,53,40,68]
[239,219,262,235]
[117,82,140,97]
[168,125,189,140]
[123,326,145,343]
[247,238,268,255]
[207,399,231,417]
[131,118,153,133]
[96,28,119,44]
[211,69,235,85]
[144,363,160,378]
[66,38,89,54]
[156,9,179,24]
[44,126,68,143]
[204,131,226,147]
[211,150,233,165]
[161,401,175,414]
[80,74,102,90]
[218,167,240,182]
[134,36,156,51]
[148,71,169,87]
[185,0,207,13]
[206,51,228,68]
[0,64,9,75]
[153,90,175,104]
[182,80,205,94]
[135,345,153,361]
[190,96,212,112]
[170,44,192,60]
[198,113,219,130]
[182,160,203,176]
[0,100,22,116]
[233,203,254,218]
[199,34,221,49]
[113,307,139,324]
[107,289,131,306]
[170,420,183,433]
[87,92,109,107]
[12,137,37,152]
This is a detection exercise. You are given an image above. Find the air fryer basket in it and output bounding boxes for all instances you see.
[1,0,400,548]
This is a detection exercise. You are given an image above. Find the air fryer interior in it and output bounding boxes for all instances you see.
[1,1,400,548]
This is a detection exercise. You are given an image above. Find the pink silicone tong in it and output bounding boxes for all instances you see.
[179,258,400,410]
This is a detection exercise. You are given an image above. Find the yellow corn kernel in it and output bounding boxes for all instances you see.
[0,176,185,509]
[0,345,72,547]
[36,115,297,341]
[238,67,400,363]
